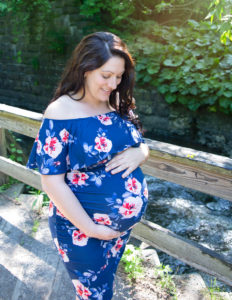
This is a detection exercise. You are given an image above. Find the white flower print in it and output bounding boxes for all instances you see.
[125,177,142,195]
[111,238,123,257]
[59,128,69,143]
[36,140,42,154]
[72,279,92,299]
[130,125,141,143]
[143,187,148,198]
[53,238,69,262]
[119,196,143,218]
[93,213,112,225]
[43,136,62,159]
[66,154,70,166]
[67,171,89,186]
[97,115,113,125]
[72,229,89,246]
[94,136,112,152]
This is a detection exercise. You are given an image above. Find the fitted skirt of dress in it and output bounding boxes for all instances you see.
[48,165,148,300]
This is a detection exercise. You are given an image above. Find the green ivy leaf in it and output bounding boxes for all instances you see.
[143,74,152,82]
[163,57,184,67]
[147,65,160,75]
[223,91,232,98]
[165,93,176,104]
[178,96,188,105]
[219,55,232,69]
[157,85,169,94]
[219,98,231,108]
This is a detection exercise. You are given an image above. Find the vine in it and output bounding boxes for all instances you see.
[128,19,232,113]
[0,0,52,42]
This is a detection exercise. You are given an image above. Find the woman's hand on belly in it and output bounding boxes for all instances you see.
[92,224,121,240]
[105,143,149,178]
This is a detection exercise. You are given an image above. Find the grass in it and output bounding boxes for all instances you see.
[202,278,225,300]
[31,219,40,237]
[121,244,144,281]
[154,264,178,299]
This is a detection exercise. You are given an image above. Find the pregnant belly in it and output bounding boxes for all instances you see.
[62,166,149,232]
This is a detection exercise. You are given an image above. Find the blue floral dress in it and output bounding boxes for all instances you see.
[27,110,148,300]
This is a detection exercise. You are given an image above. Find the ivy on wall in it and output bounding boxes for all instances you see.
[0,0,52,42]
[1,0,231,114]
[128,20,232,114]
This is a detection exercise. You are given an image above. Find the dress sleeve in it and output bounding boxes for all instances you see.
[26,119,70,175]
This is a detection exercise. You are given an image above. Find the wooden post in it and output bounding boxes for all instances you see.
[0,128,8,185]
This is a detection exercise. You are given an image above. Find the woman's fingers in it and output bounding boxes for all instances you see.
[121,166,134,178]
[94,225,121,240]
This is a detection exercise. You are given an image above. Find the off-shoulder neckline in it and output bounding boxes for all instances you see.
[43,110,117,121]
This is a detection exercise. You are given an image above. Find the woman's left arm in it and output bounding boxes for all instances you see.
[105,142,149,178]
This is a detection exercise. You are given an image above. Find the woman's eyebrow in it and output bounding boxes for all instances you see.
[101,70,125,74]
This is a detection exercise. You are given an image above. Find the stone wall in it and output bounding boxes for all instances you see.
[0,0,85,111]
[0,1,231,158]
[135,89,232,158]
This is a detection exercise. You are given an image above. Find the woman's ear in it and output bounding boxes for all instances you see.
[84,71,89,79]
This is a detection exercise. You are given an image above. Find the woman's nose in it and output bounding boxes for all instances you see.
[108,77,117,90]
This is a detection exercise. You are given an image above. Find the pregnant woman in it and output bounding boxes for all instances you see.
[27,31,149,300]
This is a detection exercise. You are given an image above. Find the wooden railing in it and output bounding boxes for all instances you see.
[1,103,232,286]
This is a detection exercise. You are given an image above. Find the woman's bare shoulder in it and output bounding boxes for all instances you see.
[43,95,72,119]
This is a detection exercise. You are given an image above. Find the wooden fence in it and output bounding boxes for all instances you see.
[0,103,232,286]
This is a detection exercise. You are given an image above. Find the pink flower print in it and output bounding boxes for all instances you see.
[35,132,39,142]
[106,251,111,258]
[43,136,62,159]
[143,187,148,198]
[97,158,108,165]
[53,161,61,166]
[111,238,123,257]
[97,115,112,125]
[100,264,107,271]
[72,229,89,246]
[59,128,69,143]
[49,201,54,217]
[125,177,142,195]
[67,171,89,186]
[56,207,66,218]
[119,196,143,218]
[93,213,112,225]
[36,140,42,154]
[72,280,92,300]
[54,238,69,262]
[94,136,112,152]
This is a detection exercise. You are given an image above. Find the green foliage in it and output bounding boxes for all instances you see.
[1,0,52,42]
[206,0,232,45]
[79,0,210,29]
[121,244,144,281]
[45,29,67,55]
[0,177,19,193]
[202,278,225,299]
[31,218,40,235]
[154,264,177,299]
[127,19,232,114]
[9,138,23,163]
[25,185,50,207]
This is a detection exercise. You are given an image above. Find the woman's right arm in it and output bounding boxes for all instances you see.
[41,174,121,240]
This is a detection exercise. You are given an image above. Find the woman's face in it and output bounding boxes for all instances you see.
[84,56,125,105]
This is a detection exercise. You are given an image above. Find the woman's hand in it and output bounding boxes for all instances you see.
[91,225,122,240]
[105,143,149,178]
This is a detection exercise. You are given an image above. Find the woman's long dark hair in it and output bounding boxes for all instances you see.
[50,32,142,132]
